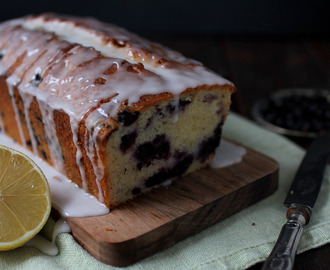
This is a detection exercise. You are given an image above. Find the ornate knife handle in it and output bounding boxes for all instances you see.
[261,205,311,270]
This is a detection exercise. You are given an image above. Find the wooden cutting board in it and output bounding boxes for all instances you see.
[67,142,279,267]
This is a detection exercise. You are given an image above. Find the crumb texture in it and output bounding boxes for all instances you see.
[0,14,234,208]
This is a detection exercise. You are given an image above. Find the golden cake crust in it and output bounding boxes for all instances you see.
[0,14,235,208]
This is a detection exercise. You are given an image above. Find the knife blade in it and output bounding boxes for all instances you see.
[262,132,330,270]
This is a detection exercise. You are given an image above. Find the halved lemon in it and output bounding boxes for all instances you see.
[0,145,51,251]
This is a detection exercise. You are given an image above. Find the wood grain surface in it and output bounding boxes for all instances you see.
[67,142,278,267]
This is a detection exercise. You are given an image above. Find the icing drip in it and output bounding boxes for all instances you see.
[0,132,109,217]
[0,15,234,205]
[38,100,64,171]
[70,115,88,191]
[25,235,59,256]
[24,219,71,256]
[210,140,246,168]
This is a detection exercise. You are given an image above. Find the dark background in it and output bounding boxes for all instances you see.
[1,1,330,269]
[1,0,329,36]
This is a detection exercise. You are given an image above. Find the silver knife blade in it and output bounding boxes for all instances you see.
[262,132,330,270]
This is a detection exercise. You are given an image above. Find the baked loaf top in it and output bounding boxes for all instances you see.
[0,13,233,126]
[0,14,235,207]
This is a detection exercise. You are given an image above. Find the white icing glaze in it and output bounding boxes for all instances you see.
[0,132,109,217]
[0,14,234,204]
[19,15,232,118]
[23,16,197,66]
[210,139,246,168]
[38,100,64,172]
[24,219,71,256]
[24,235,59,256]
[0,15,240,255]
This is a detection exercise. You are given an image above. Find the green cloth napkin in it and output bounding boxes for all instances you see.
[1,112,330,270]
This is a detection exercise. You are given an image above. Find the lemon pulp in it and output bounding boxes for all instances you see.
[0,145,51,251]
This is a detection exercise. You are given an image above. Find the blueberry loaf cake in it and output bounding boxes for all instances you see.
[0,14,235,208]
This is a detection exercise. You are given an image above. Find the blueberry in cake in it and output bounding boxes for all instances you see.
[0,14,235,208]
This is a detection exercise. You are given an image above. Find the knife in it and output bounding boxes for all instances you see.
[262,132,330,270]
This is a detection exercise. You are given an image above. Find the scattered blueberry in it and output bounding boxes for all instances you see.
[118,110,140,126]
[145,169,169,187]
[179,99,191,111]
[135,134,170,169]
[35,112,43,123]
[17,108,25,119]
[260,93,330,133]
[166,104,175,114]
[136,142,155,162]
[120,131,137,153]
[203,94,217,103]
[165,99,191,114]
[153,135,170,159]
[137,162,144,171]
[171,154,193,176]
[32,131,41,146]
[32,73,43,87]
[145,116,153,128]
[41,150,48,161]
[197,122,222,162]
[132,187,141,195]
[145,153,193,188]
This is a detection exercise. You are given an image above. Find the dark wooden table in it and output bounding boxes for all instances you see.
[146,33,330,270]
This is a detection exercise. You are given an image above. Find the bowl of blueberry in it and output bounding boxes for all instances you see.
[252,88,330,138]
